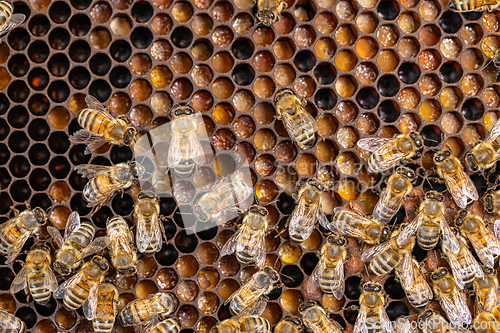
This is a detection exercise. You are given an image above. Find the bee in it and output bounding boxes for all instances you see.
[0,1,25,39]
[431,267,472,326]
[119,292,178,327]
[75,161,145,211]
[353,282,393,333]
[433,149,478,209]
[394,318,417,333]
[274,316,303,333]
[480,39,500,74]
[373,167,415,225]
[143,318,181,333]
[226,267,280,316]
[210,315,272,333]
[466,116,500,173]
[0,307,26,333]
[394,250,433,308]
[418,310,467,333]
[473,266,498,315]
[484,189,500,215]
[454,210,500,268]
[69,95,137,154]
[47,211,107,276]
[274,89,317,150]
[93,283,118,333]
[54,255,109,320]
[288,179,330,243]
[221,205,270,269]
[9,244,58,305]
[300,301,345,333]
[309,234,347,300]
[357,132,423,173]
[396,191,459,254]
[106,216,137,276]
[361,225,415,276]
[255,0,287,25]
[0,205,47,264]
[330,206,390,245]
[134,191,165,254]
[448,0,500,12]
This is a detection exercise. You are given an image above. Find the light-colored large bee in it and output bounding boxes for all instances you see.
[373,167,415,225]
[54,256,109,320]
[226,267,280,316]
[211,315,272,333]
[353,282,393,333]
[454,210,500,268]
[274,316,303,333]
[143,318,181,333]
[0,205,47,264]
[0,307,26,333]
[106,216,137,276]
[396,191,460,254]
[221,205,270,269]
[134,191,165,254]
[47,211,107,276]
[433,150,478,209]
[448,0,500,11]
[119,292,178,327]
[441,230,483,289]
[93,283,118,333]
[69,95,137,154]
[274,89,317,150]
[473,266,498,315]
[10,244,58,305]
[75,161,145,211]
[431,267,472,326]
[255,0,287,25]
[309,234,347,300]
[330,206,390,245]
[0,1,25,39]
[466,116,500,173]
[357,132,423,173]
[361,225,415,276]
[288,179,330,243]
[418,310,469,333]
[394,250,433,308]
[300,301,345,333]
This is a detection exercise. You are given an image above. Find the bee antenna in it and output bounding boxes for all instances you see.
[279,272,294,281]
[136,120,151,133]
[425,177,435,190]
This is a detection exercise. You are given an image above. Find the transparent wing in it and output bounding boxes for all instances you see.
[83,282,100,320]
[440,216,460,255]
[220,227,243,257]
[397,212,424,247]
[288,198,318,240]
[5,232,30,264]
[85,95,120,124]
[308,254,325,294]
[43,264,59,292]
[225,278,263,307]
[398,251,415,290]
[238,297,268,316]
[0,308,22,330]
[10,265,29,294]
[0,14,25,36]
[353,303,369,333]
[280,108,316,144]
[77,237,107,261]
[451,286,472,325]
[468,229,500,267]
[361,239,393,262]
[317,208,331,231]
[331,258,345,300]
[64,211,81,241]
[167,122,183,168]
[373,186,408,225]
[357,138,394,152]
[377,307,395,333]
[483,283,498,312]
[446,243,483,290]
[486,117,500,143]
[187,115,206,165]
[442,171,479,209]
[255,233,267,269]
[495,220,500,239]
[69,130,108,154]
[136,213,161,253]
[47,226,64,249]
[54,269,85,299]
[331,207,368,239]
[74,164,112,178]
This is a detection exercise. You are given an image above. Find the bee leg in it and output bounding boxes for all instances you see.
[427,176,444,184]
[11,206,20,217]
[24,201,31,210]
[159,220,167,243]
[14,259,24,267]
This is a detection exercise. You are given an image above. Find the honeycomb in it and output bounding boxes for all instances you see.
[0,0,499,331]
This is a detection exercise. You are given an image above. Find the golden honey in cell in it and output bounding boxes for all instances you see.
[119,292,178,326]
[134,191,165,254]
[10,244,58,305]
[106,216,137,276]
[274,316,303,333]
[274,89,317,150]
[0,307,26,333]
[353,282,392,333]
[144,318,181,333]
[394,251,433,308]
[431,268,472,326]
[418,310,462,333]
[449,0,500,12]
[255,0,287,25]
[47,211,107,276]
[93,283,118,333]
[300,301,344,333]
[331,206,390,245]
[211,315,272,333]
[0,1,25,38]
[373,167,415,225]
[75,161,145,212]
[466,113,500,173]
[0,205,47,264]
[69,95,137,154]
[357,132,423,173]
[221,205,270,269]
[55,255,109,320]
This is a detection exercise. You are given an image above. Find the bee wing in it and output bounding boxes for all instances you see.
[442,170,478,209]
[187,115,206,165]
[331,207,366,239]
[238,297,268,317]
[64,211,81,241]
[331,257,345,300]
[82,282,100,320]
[5,232,30,264]
[468,229,500,267]
[224,279,261,307]
[255,232,267,269]
[439,216,460,255]
[47,226,64,249]
[0,13,25,36]
[353,303,369,333]
[361,239,393,262]
[74,164,111,178]
[397,251,415,290]
[10,265,29,294]
[220,227,243,257]
[69,130,108,154]
[317,207,332,231]
[486,117,500,143]
[483,284,498,312]
[451,286,472,325]
[397,212,424,247]
[495,219,500,239]
[77,237,107,261]
[54,269,85,299]
[166,122,183,168]
[136,214,161,254]
[289,197,318,235]
[43,264,59,293]
[377,308,395,333]
[445,243,483,290]
[280,107,317,142]
[0,308,22,330]
[357,137,393,152]
[373,186,408,225]
[85,95,121,124]
[358,138,406,171]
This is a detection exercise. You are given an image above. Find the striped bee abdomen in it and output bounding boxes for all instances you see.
[150,319,181,333]
[78,109,112,136]
[0,225,22,253]
[319,268,342,294]
[70,222,95,250]
[369,248,401,276]
[64,281,90,310]
[0,1,13,25]
[239,316,272,332]
[418,223,440,250]
[83,175,115,203]
[28,272,51,305]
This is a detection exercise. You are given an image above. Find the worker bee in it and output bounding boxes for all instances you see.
[274,316,303,333]
[362,225,415,276]
[431,267,472,326]
[448,0,500,12]
[54,255,109,320]
[255,0,287,25]
[106,216,137,276]
[357,132,423,173]
[454,210,500,268]
[331,206,390,245]
[0,1,25,39]
[221,205,270,269]
[394,250,433,308]
[143,318,181,333]
[300,301,344,333]
[0,307,26,333]
[373,167,415,225]
[394,318,417,333]
[119,292,178,326]
[226,267,280,316]
[10,244,58,305]
[93,283,118,333]
[418,310,467,333]
[353,282,393,333]
[288,179,330,243]
[466,117,500,173]
[47,211,107,276]
[309,234,347,300]
[433,149,478,209]
[484,189,500,215]
[134,191,165,254]
[473,266,498,314]
[396,191,459,254]
[75,161,145,211]
[211,315,272,333]
[274,89,317,150]
[0,204,47,264]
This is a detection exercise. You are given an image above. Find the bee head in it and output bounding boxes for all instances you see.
[431,267,448,280]
[433,150,451,163]
[484,194,494,213]
[284,315,303,327]
[34,243,50,253]
[118,267,136,276]
[129,162,145,178]
[308,178,324,191]
[92,256,109,272]
[453,209,468,227]
[250,205,268,217]
[53,261,70,276]
[419,309,434,323]
[425,190,443,202]
[193,205,208,222]
[327,234,346,246]
[298,300,317,313]
[380,226,391,243]
[363,282,382,292]
[256,10,276,24]
[33,207,48,225]
[465,152,479,172]
[396,167,416,181]
[173,106,193,117]
[274,89,294,103]
[409,132,423,149]
[482,265,494,275]
[263,267,280,283]
[138,191,156,200]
